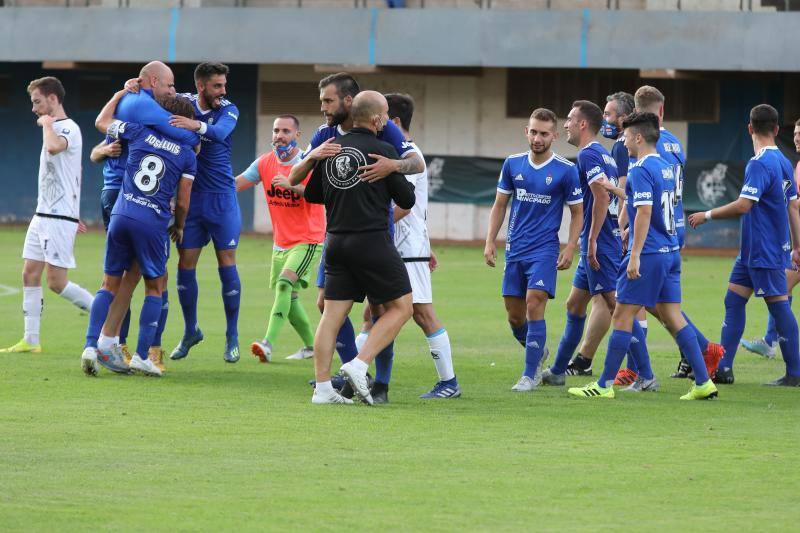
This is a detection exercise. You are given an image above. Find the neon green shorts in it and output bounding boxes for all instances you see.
[270,243,322,289]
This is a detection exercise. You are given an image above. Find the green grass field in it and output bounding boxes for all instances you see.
[1,226,798,531]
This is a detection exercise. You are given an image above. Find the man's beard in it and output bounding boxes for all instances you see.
[327,107,349,127]
[203,90,222,109]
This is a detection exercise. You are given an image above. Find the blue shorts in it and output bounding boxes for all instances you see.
[616,252,681,308]
[105,214,169,280]
[180,192,241,250]
[316,246,327,288]
[573,252,621,295]
[100,188,120,231]
[729,258,787,298]
[502,257,557,299]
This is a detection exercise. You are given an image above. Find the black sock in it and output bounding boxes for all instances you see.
[571,354,592,369]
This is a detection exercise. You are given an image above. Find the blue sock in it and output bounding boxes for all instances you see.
[136,295,162,358]
[764,296,790,345]
[177,268,199,336]
[552,313,586,374]
[629,321,653,380]
[624,353,639,373]
[218,265,240,342]
[720,290,748,370]
[120,308,131,345]
[373,315,394,385]
[152,290,169,347]
[676,325,709,384]
[682,311,709,351]
[523,320,546,378]
[598,329,633,388]
[85,289,114,349]
[511,324,527,347]
[767,300,800,377]
[336,316,358,364]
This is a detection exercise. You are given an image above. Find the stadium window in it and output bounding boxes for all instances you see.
[259,82,321,116]
[506,68,719,122]
[78,76,116,111]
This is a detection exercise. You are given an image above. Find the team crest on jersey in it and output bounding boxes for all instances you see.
[325,147,366,189]
[545,174,552,185]
[697,163,729,207]
[208,117,214,125]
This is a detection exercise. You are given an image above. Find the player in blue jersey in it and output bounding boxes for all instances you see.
[87,62,200,372]
[568,112,717,400]
[632,86,725,382]
[484,108,583,392]
[740,117,800,358]
[287,73,424,397]
[541,101,654,391]
[689,104,800,387]
[162,62,243,364]
[81,89,197,377]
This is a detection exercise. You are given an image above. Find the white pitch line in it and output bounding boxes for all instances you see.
[0,284,20,297]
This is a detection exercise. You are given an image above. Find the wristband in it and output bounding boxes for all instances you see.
[704,210,713,221]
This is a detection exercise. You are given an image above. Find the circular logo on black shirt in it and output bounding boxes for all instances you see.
[325,147,366,189]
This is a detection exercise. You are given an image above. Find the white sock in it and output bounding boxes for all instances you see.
[355,331,369,352]
[23,286,43,345]
[315,380,334,395]
[638,320,648,334]
[97,334,119,353]
[59,281,94,312]
[349,357,369,373]
[427,328,455,381]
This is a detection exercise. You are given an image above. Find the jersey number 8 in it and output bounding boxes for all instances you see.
[133,154,165,196]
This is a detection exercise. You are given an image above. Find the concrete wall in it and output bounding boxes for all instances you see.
[251,65,688,241]
[2,8,799,71]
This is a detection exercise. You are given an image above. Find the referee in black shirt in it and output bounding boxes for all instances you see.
[303,91,416,405]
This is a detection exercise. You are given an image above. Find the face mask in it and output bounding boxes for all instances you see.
[600,119,619,139]
[273,139,297,158]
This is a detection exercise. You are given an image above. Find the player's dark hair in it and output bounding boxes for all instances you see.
[318,73,360,99]
[795,117,800,127]
[385,93,414,131]
[529,108,557,128]
[194,62,229,82]
[275,114,300,129]
[162,96,196,120]
[750,104,779,136]
[571,100,603,134]
[607,91,634,117]
[27,76,65,104]
[622,111,660,144]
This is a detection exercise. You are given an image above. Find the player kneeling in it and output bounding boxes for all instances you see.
[568,112,717,400]
[81,90,197,377]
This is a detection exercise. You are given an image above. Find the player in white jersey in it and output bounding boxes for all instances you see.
[354,94,460,402]
[1,77,94,354]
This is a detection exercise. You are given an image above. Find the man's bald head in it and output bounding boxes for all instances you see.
[351,91,389,133]
[139,61,176,99]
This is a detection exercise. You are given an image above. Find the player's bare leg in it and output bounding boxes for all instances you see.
[311,298,354,405]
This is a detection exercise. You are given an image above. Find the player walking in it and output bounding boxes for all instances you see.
[689,104,800,386]
[235,115,325,362]
[82,90,197,377]
[541,101,654,391]
[484,108,583,392]
[2,77,94,354]
[740,117,800,359]
[569,112,717,400]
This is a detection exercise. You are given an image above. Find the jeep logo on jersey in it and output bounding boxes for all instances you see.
[266,183,301,202]
[325,147,366,189]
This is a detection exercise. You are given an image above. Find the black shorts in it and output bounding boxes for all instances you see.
[324,231,412,305]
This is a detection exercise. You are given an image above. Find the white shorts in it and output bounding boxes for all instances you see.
[405,261,432,304]
[22,215,77,269]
